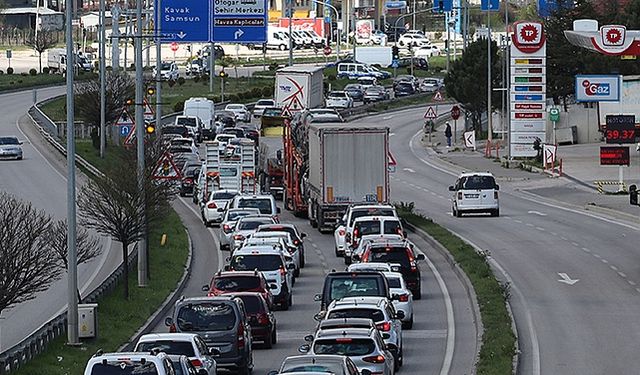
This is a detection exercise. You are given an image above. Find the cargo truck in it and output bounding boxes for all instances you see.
[275,66,324,114]
[199,138,257,203]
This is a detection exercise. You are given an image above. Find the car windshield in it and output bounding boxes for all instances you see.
[90,362,158,375]
[355,220,381,236]
[237,219,272,230]
[236,295,263,313]
[329,277,381,300]
[237,198,273,214]
[177,117,197,127]
[176,302,236,331]
[231,254,282,271]
[258,226,298,241]
[227,210,259,221]
[227,105,244,110]
[135,340,195,356]
[313,338,376,356]
[345,85,361,91]
[0,137,19,145]
[161,63,172,69]
[460,175,496,190]
[281,364,343,374]
[387,277,402,288]
[328,308,385,322]
[211,191,237,200]
[370,248,410,267]
[214,276,261,291]
[256,100,274,106]
[328,92,346,98]
[263,108,282,117]
[350,209,394,226]
[162,126,187,135]
[365,87,383,93]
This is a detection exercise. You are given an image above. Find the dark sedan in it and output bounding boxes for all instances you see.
[394,82,416,97]
[363,85,390,104]
[344,83,365,102]
[179,164,201,197]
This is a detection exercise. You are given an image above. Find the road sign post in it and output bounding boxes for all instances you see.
[156,0,210,42]
[549,107,560,144]
[451,105,460,145]
[212,0,268,43]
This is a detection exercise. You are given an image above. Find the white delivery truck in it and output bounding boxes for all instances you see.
[47,49,93,74]
[355,46,393,68]
[201,138,257,201]
[267,26,291,50]
[184,97,216,140]
[274,66,324,114]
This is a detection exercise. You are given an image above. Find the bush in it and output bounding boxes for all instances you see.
[268,62,278,71]
[193,75,200,83]
[212,95,221,103]
[173,100,184,113]
[261,86,272,97]
[250,87,263,98]
[327,74,336,81]
[17,79,22,83]
[29,68,37,76]
[228,94,240,102]
[177,77,186,85]
[6,67,13,74]
[90,127,100,150]
[42,67,50,74]
[106,66,113,71]
[167,79,176,87]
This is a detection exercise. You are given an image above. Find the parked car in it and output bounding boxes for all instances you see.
[356,76,378,90]
[225,104,251,123]
[344,83,365,102]
[414,44,441,57]
[252,99,276,118]
[398,33,430,47]
[133,333,217,374]
[363,86,389,104]
[154,61,179,80]
[419,78,442,93]
[203,270,274,308]
[186,58,205,76]
[218,208,262,250]
[0,136,23,160]
[165,296,253,374]
[325,91,354,109]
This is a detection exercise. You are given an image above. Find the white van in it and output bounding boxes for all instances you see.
[267,27,290,50]
[336,63,390,80]
[183,97,215,140]
[449,172,500,217]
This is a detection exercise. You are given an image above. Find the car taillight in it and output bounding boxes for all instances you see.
[184,178,193,184]
[362,355,386,363]
[338,229,345,236]
[457,192,462,200]
[237,323,245,348]
[207,202,217,209]
[494,191,499,199]
[223,224,232,233]
[376,322,391,332]
[353,228,359,238]
[273,215,279,223]
[234,234,244,240]
[406,248,417,271]
[169,323,177,333]
[362,252,369,262]
[279,266,286,277]
[293,239,300,246]
[190,359,202,368]
[257,313,269,325]
[398,294,410,302]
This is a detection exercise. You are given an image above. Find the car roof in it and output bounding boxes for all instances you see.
[214,270,263,278]
[382,271,404,280]
[252,231,290,237]
[348,262,392,271]
[282,354,347,365]
[90,352,168,361]
[233,246,283,255]
[459,171,495,177]
[319,318,376,328]
[178,295,237,304]
[259,223,296,230]
[138,333,198,342]
[235,194,275,199]
[330,296,387,308]
[353,215,400,222]
[315,327,376,339]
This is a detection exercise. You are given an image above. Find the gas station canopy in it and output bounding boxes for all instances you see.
[564,19,640,56]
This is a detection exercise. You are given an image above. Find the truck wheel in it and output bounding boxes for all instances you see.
[279,44,286,51]
[309,203,318,228]
[316,206,324,232]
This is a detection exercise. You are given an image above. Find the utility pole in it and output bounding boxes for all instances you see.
[505,0,510,156]
[112,4,120,71]
[99,0,106,158]
[66,0,79,346]
[446,14,450,71]
[156,0,162,131]
[135,0,148,286]
[288,0,293,66]
[209,42,214,93]
[487,10,493,142]
[352,9,356,59]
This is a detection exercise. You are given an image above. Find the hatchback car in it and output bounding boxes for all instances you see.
[315,271,392,311]
[133,333,217,374]
[155,61,179,80]
[308,108,344,123]
[325,91,353,109]
[344,83,365,102]
[419,78,442,93]
[298,328,394,375]
[393,82,416,97]
[357,238,425,298]
[225,104,251,123]
[247,231,301,276]
[227,292,277,348]
[382,271,414,329]
[363,86,389,104]
[165,296,253,375]
[228,194,280,221]
[84,351,174,375]
[334,204,398,258]
[252,99,276,118]
[271,354,365,375]
[348,216,405,255]
[449,171,500,217]
[179,164,201,197]
[0,136,23,160]
[203,269,273,306]
[350,234,405,264]
[219,208,262,250]
[255,223,306,267]
[167,354,206,375]
[201,189,239,226]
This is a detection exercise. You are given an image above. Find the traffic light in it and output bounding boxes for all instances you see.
[145,122,156,135]
[147,87,155,96]
[219,70,227,78]
[630,184,638,206]
[392,45,400,60]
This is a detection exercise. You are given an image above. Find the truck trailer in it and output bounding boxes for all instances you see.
[201,138,257,201]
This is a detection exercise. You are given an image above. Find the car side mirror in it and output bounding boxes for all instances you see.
[164,317,173,326]
[287,263,296,270]
[416,253,425,261]
[304,334,314,342]
[269,283,278,290]
[313,312,325,321]
[396,311,405,320]
[298,344,311,353]
[197,369,208,375]
[495,184,500,191]
[301,232,307,238]
[352,254,360,262]
[208,347,221,356]
[382,333,391,340]
[402,230,408,239]
[201,284,210,292]
[313,294,322,302]
[448,186,455,191]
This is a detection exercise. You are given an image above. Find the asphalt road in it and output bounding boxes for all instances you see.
[0,87,122,352]
[355,106,640,374]
[149,116,480,374]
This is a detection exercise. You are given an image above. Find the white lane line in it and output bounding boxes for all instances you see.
[581,247,591,253]
[560,236,568,241]
[430,191,437,196]
[15,115,67,182]
[593,254,601,259]
[514,219,523,224]
[571,242,580,247]
[610,265,618,271]
[628,280,636,286]
[618,272,627,278]
[179,198,224,269]
[535,227,545,231]
[528,210,547,216]
[414,245,455,375]
[526,223,534,227]
[403,168,415,173]
[601,259,609,264]
[550,232,558,236]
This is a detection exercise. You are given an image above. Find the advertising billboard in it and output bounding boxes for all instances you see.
[575,75,621,102]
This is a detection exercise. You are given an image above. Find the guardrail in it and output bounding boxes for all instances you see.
[0,104,140,374]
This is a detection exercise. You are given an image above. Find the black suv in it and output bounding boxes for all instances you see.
[314,271,392,311]
[165,296,254,375]
[358,239,425,299]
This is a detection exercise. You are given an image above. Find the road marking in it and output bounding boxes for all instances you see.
[514,219,523,224]
[560,236,568,241]
[593,254,601,259]
[610,265,618,271]
[414,245,455,375]
[535,227,545,231]
[526,223,534,227]
[628,280,636,286]
[571,242,580,247]
[403,168,415,173]
[528,210,547,216]
[383,116,394,120]
[550,231,558,236]
[601,259,609,264]
[557,272,579,285]
[581,247,591,253]
[618,272,627,278]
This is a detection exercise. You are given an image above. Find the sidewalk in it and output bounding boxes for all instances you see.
[425,123,640,221]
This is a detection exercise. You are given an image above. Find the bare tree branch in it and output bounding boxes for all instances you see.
[25,29,56,73]
[74,71,136,128]
[49,220,102,270]
[0,193,63,314]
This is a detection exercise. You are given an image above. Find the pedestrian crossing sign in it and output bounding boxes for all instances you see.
[424,106,437,119]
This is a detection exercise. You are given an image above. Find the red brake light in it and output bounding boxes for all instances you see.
[279,266,286,277]
[169,323,177,333]
[184,178,193,183]
[335,338,353,343]
[257,313,269,325]
[234,234,244,240]
[237,321,245,348]
[293,239,300,246]
[190,359,202,368]
[338,229,346,236]
[406,248,417,271]
[362,355,386,363]
[398,294,410,302]
[376,322,391,331]
[353,228,359,238]
[207,202,217,209]
[223,224,232,233]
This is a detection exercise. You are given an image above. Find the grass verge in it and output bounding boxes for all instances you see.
[10,141,189,375]
[397,206,515,375]
[0,72,97,92]
[367,93,445,112]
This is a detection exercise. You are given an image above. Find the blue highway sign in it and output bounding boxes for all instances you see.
[156,0,210,42]
[212,0,268,43]
[481,0,500,11]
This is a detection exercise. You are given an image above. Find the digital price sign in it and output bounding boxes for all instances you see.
[600,146,630,166]
[605,115,636,144]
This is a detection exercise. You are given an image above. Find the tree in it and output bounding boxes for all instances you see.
[74,72,136,139]
[444,38,501,133]
[77,139,176,299]
[49,220,102,271]
[26,29,56,73]
[0,193,63,314]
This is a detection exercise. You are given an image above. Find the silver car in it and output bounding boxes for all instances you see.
[383,271,414,329]
[231,215,277,251]
[299,328,394,375]
[218,208,261,250]
[271,354,364,375]
[0,136,23,160]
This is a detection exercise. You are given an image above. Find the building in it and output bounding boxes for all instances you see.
[0,7,64,30]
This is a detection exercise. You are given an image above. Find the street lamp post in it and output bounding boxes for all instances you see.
[311,0,340,61]
[135,0,148,286]
[288,0,293,66]
[99,0,106,158]
[487,10,492,143]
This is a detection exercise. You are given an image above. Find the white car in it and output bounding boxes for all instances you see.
[84,351,174,375]
[247,231,301,276]
[350,234,405,264]
[449,171,500,217]
[252,99,276,118]
[325,91,353,109]
[414,44,441,57]
[370,30,388,45]
[398,33,431,48]
[231,215,277,250]
[333,204,398,258]
[347,262,394,273]
[154,61,179,80]
[218,208,262,250]
[383,271,414,329]
[202,189,239,226]
[225,103,251,123]
[356,76,377,90]
[133,333,218,375]
[170,137,198,154]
